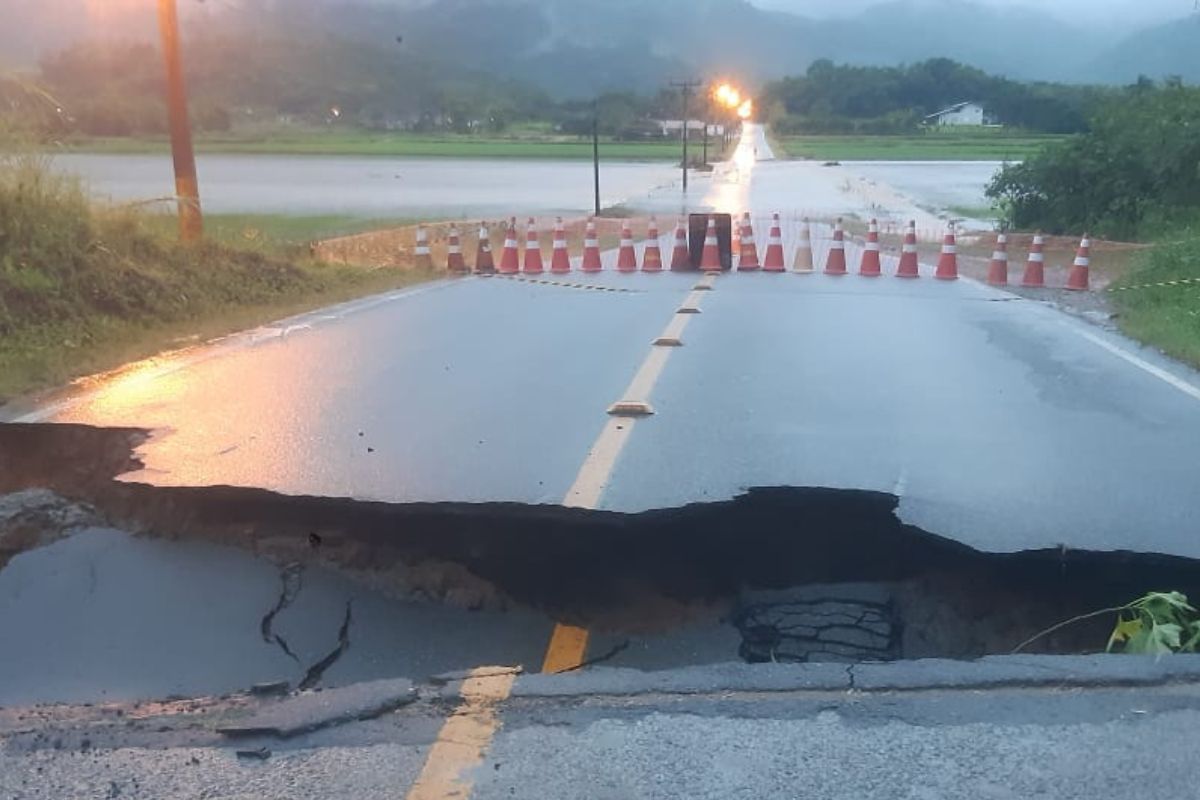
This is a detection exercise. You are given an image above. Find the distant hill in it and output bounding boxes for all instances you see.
[1,0,1197,95]
[1089,14,1200,83]
[290,0,1158,94]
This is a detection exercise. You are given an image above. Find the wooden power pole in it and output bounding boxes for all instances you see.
[157,0,203,241]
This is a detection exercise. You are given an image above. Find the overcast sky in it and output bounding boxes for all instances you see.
[752,0,1195,27]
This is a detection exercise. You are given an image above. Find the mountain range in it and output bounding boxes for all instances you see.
[3,0,1199,96]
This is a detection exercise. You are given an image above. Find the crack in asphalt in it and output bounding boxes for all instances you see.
[260,563,304,664]
[298,601,353,691]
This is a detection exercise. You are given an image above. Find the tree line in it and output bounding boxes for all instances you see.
[762,58,1110,135]
[987,79,1200,240]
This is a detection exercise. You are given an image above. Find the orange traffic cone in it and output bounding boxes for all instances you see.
[617,222,638,272]
[414,224,432,270]
[498,221,520,274]
[762,213,785,272]
[700,216,722,272]
[792,218,814,273]
[896,220,919,278]
[738,212,760,271]
[474,223,495,275]
[670,219,690,270]
[1022,232,1045,288]
[642,217,663,272]
[581,218,602,272]
[447,225,467,273]
[935,222,959,280]
[859,218,882,277]
[824,218,847,275]
[1066,234,1091,291]
[550,217,570,274]
[987,233,1009,286]
[522,218,544,274]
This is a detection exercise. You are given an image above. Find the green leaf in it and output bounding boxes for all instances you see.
[1180,622,1200,653]
[1134,592,1194,616]
[1107,616,1144,653]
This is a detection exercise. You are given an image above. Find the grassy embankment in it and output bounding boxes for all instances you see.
[1110,232,1200,369]
[0,152,431,404]
[774,129,1068,161]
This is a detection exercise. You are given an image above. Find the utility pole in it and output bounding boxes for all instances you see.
[592,99,601,216]
[670,80,701,192]
[157,0,202,241]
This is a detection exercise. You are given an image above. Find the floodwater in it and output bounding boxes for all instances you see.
[841,161,1003,214]
[50,151,1001,223]
[48,153,681,218]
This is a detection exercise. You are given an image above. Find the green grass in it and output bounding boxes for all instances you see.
[56,131,685,161]
[1111,234,1200,369]
[0,151,432,404]
[140,213,408,250]
[774,130,1068,161]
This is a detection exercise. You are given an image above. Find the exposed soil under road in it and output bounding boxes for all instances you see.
[5,422,1200,668]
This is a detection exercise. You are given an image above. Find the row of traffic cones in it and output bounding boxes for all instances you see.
[987,232,1091,291]
[428,216,1091,290]
[442,217,685,275]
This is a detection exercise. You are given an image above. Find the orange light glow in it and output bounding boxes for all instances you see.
[713,83,743,110]
[737,99,753,119]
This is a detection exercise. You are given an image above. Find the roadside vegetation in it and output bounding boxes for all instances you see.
[987,81,1200,241]
[0,149,431,404]
[762,58,1105,136]
[1016,591,1200,655]
[978,81,1200,367]
[1110,234,1200,368]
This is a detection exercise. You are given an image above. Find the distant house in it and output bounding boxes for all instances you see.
[654,120,723,137]
[924,102,989,127]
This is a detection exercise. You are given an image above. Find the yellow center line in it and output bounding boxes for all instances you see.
[543,279,715,673]
[406,278,714,799]
[405,667,519,800]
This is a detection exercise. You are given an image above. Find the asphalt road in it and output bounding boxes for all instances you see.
[16,124,1200,557]
[6,664,1200,800]
[5,123,1200,798]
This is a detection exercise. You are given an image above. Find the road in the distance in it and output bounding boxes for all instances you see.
[15,123,1200,558]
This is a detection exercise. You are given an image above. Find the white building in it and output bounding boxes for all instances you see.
[654,120,724,137]
[924,102,987,127]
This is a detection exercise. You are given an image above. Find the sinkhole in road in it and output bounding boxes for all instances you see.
[5,421,1200,667]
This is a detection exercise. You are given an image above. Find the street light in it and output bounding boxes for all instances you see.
[157,0,202,241]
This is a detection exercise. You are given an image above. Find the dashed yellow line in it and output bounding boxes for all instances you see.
[407,276,713,799]
[405,667,518,800]
[544,278,714,673]
[540,624,591,674]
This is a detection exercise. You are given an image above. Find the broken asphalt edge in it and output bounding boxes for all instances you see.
[472,654,1200,700]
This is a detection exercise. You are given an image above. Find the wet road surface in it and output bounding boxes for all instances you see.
[17,124,1200,558]
[7,124,1200,695]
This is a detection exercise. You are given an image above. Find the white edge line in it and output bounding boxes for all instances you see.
[1071,327,1200,404]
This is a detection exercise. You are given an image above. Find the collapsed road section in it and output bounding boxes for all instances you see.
[3,421,1200,703]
